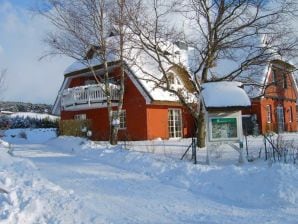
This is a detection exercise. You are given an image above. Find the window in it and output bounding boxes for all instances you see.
[289,107,293,123]
[283,74,288,89]
[74,114,87,120]
[168,109,182,138]
[166,72,182,87]
[112,110,126,129]
[168,73,175,85]
[271,69,277,83]
[266,105,272,123]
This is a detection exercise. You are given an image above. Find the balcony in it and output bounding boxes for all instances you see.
[61,84,119,110]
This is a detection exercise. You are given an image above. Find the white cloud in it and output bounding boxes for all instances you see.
[0,1,72,104]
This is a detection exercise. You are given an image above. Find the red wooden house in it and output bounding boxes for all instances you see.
[242,59,298,134]
[52,34,298,139]
[52,47,196,141]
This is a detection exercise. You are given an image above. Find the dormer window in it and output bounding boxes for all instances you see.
[167,72,182,87]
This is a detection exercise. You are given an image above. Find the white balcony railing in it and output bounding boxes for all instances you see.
[61,84,119,108]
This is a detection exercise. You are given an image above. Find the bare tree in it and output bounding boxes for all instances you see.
[38,0,129,144]
[125,0,298,147]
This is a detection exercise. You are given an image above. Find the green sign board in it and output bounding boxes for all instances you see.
[211,118,237,125]
[210,117,238,140]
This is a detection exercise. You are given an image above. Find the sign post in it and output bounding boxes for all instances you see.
[206,111,245,164]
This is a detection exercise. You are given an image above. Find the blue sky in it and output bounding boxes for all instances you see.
[0,0,298,105]
[9,0,34,7]
[0,0,72,104]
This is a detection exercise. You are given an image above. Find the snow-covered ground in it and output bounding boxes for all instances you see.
[0,129,298,223]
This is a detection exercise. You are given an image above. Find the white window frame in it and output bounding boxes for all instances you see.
[167,72,182,88]
[266,105,272,123]
[168,108,182,138]
[112,110,126,129]
[289,107,293,123]
[74,114,87,120]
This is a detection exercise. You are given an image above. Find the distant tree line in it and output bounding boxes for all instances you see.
[0,101,52,113]
[0,115,59,129]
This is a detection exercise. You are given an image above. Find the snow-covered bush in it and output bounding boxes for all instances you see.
[0,116,59,129]
[18,131,27,139]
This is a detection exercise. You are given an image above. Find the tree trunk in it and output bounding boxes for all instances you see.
[196,106,206,148]
[110,126,118,145]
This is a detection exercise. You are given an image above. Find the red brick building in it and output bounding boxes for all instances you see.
[243,59,298,134]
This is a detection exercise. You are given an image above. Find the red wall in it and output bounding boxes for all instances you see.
[146,105,195,140]
[61,70,196,140]
[257,98,297,134]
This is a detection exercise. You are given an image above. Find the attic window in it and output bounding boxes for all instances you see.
[167,72,182,86]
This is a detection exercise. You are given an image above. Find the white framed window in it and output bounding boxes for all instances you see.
[289,107,293,123]
[74,114,87,120]
[112,110,126,129]
[168,108,182,138]
[266,105,272,123]
[166,72,182,87]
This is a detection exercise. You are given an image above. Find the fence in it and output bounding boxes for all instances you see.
[262,134,298,164]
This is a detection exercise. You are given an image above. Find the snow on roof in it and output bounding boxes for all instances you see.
[63,36,196,102]
[62,32,297,104]
[10,112,59,121]
[202,81,251,108]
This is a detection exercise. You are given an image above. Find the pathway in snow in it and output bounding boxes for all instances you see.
[11,143,205,223]
[8,139,298,224]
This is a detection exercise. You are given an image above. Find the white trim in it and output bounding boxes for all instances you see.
[62,103,118,111]
[207,111,243,143]
[125,68,152,104]
[168,108,183,138]
[262,64,272,96]
[52,78,71,115]
[266,104,272,123]
[54,64,152,115]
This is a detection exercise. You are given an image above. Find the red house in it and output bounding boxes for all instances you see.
[53,37,298,139]
[52,48,196,141]
[243,59,298,134]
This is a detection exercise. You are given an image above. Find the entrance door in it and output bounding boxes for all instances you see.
[168,109,182,138]
[276,105,285,133]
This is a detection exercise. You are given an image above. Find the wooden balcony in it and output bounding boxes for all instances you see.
[61,84,119,110]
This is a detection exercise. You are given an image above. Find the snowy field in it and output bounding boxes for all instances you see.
[0,129,298,224]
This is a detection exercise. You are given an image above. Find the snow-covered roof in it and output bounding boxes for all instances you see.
[63,36,196,103]
[10,112,59,121]
[202,81,251,109]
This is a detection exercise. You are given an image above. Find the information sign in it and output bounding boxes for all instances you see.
[207,112,242,142]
